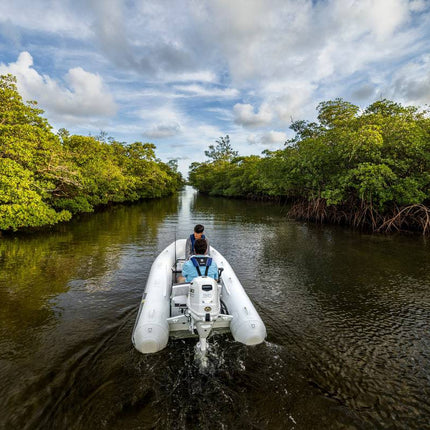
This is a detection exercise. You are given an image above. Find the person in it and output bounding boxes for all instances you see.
[181,238,218,283]
[185,224,210,260]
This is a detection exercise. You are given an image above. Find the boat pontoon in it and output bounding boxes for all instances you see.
[132,239,266,354]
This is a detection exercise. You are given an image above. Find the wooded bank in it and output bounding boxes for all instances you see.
[189,100,430,234]
[0,74,183,231]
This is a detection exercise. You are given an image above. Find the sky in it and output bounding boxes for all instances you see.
[1,0,430,175]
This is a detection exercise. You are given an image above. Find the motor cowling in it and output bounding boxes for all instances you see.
[187,276,220,322]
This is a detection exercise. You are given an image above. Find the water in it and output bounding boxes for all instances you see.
[1,186,430,429]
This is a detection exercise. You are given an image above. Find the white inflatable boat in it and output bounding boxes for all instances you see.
[132,239,266,354]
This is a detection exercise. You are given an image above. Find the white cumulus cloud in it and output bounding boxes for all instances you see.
[0,52,117,123]
[233,103,273,128]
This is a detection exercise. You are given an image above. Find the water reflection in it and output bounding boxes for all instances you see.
[191,192,287,224]
[0,196,179,336]
[0,195,180,429]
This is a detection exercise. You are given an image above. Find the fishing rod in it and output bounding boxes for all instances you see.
[174,230,177,271]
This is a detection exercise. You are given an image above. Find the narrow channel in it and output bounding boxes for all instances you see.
[1,186,429,429]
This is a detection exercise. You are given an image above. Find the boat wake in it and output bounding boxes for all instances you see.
[193,338,229,374]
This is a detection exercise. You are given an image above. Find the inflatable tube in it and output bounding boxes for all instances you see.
[210,247,267,345]
[132,242,178,353]
[132,239,266,353]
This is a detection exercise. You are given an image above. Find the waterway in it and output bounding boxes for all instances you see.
[1,186,430,429]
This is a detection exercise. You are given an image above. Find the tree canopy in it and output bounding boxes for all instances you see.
[204,135,238,162]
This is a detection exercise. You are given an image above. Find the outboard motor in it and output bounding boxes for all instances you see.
[187,276,220,352]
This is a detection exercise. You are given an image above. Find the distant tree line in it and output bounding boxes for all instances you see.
[189,99,430,234]
[0,74,183,231]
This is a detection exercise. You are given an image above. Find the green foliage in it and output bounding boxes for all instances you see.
[204,135,238,162]
[0,74,184,231]
[189,98,430,223]
[0,158,71,230]
[317,98,360,128]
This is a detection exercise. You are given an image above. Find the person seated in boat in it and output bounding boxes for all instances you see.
[179,238,218,283]
[185,224,210,260]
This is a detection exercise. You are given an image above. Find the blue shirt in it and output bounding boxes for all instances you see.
[182,255,218,282]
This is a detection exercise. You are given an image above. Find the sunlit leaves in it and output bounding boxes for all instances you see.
[0,158,71,230]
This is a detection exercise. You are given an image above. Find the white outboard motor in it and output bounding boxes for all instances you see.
[187,276,220,352]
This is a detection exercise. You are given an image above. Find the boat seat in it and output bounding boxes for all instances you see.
[172,259,187,283]
[172,259,186,273]
[171,284,190,298]
[172,295,188,307]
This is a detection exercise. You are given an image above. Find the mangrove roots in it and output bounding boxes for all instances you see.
[289,199,430,235]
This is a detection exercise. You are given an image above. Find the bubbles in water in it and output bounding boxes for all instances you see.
[193,337,228,374]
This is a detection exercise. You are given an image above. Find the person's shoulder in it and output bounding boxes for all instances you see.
[183,259,192,270]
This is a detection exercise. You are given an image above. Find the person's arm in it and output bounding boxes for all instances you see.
[182,261,191,282]
[209,261,218,280]
[205,238,210,255]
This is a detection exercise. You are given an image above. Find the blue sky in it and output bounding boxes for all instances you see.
[1,0,429,174]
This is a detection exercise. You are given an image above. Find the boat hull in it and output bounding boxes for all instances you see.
[132,239,266,353]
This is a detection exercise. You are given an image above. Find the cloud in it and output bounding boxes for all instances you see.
[0,19,21,47]
[139,104,187,140]
[247,130,287,147]
[201,0,428,104]
[162,71,217,83]
[138,104,184,125]
[168,155,190,160]
[88,0,137,69]
[0,52,117,123]
[233,103,273,128]
[261,131,287,145]
[144,122,182,139]
[409,0,427,12]
[205,107,233,122]
[263,81,316,123]
[85,0,205,75]
[351,83,377,101]
[0,0,92,38]
[174,84,239,98]
[233,81,315,128]
[247,134,258,145]
[388,54,430,105]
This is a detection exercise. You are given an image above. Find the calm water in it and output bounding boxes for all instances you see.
[1,186,430,429]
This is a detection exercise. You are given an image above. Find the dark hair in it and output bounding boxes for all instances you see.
[194,238,207,254]
[194,224,204,234]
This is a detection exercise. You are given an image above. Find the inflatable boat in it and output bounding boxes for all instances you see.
[132,239,266,354]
